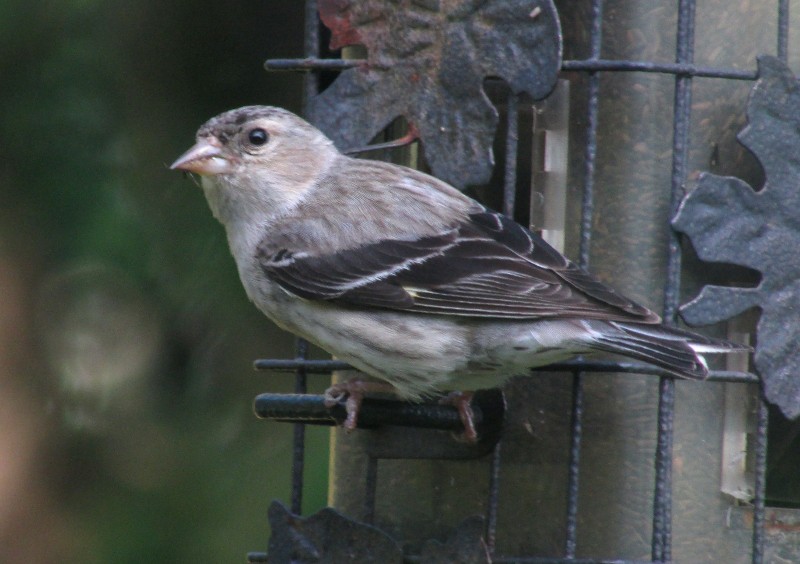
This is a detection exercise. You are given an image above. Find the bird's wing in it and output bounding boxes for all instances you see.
[258,209,660,323]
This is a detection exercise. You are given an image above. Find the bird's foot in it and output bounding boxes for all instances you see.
[323,378,395,432]
[439,391,478,443]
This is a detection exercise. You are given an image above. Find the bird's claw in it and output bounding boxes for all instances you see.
[440,391,479,443]
[323,378,395,432]
[323,385,347,407]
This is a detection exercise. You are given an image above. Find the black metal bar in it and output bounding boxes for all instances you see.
[254,393,485,431]
[702,370,760,384]
[488,559,655,564]
[254,358,352,372]
[564,371,584,558]
[663,4,696,323]
[566,0,603,554]
[503,91,519,218]
[651,378,675,563]
[539,362,756,382]
[485,433,503,556]
[290,340,308,515]
[777,0,789,63]
[286,0,321,520]
[302,1,320,104]
[255,355,757,383]
[652,1,696,560]
[577,1,603,271]
[267,57,361,72]
[405,557,657,564]
[265,56,758,81]
[364,456,379,525]
[751,394,769,564]
[488,90,519,550]
[562,59,756,80]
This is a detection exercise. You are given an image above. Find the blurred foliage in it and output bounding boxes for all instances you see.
[0,1,330,562]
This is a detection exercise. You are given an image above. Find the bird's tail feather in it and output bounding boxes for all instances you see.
[590,322,749,380]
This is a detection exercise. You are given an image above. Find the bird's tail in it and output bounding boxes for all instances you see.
[589,321,750,379]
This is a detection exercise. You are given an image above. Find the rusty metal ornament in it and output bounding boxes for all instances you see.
[308,0,563,189]
[673,56,800,419]
[267,501,403,563]
[267,500,491,563]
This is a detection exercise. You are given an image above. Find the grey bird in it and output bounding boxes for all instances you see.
[171,106,747,438]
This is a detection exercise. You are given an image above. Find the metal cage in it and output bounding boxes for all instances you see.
[247,1,794,562]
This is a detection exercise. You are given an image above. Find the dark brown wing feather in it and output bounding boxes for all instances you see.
[259,209,660,323]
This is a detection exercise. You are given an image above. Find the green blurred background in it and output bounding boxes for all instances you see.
[0,2,331,562]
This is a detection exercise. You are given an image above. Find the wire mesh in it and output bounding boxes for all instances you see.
[252,0,784,562]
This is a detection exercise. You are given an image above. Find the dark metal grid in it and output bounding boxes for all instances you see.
[249,0,783,562]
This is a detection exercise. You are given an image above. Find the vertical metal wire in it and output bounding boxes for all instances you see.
[303,0,320,105]
[577,0,604,270]
[290,0,320,516]
[749,6,786,562]
[651,377,676,562]
[364,456,379,526]
[503,92,520,218]
[663,0,696,324]
[652,1,696,561]
[565,1,604,558]
[751,395,768,564]
[564,372,585,559]
[777,0,789,62]
[485,89,520,557]
[290,340,309,514]
[485,442,502,556]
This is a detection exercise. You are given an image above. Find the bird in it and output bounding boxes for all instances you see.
[171,105,748,440]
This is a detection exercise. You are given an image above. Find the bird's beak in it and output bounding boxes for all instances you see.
[170,137,232,175]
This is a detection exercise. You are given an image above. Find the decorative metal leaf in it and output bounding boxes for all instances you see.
[309,0,562,188]
[267,501,403,563]
[673,56,800,419]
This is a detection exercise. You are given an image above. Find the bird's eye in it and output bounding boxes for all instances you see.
[247,128,269,146]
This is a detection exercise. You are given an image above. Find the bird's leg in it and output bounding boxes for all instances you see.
[440,391,478,443]
[323,377,396,432]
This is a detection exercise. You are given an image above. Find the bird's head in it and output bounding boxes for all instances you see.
[171,106,338,225]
